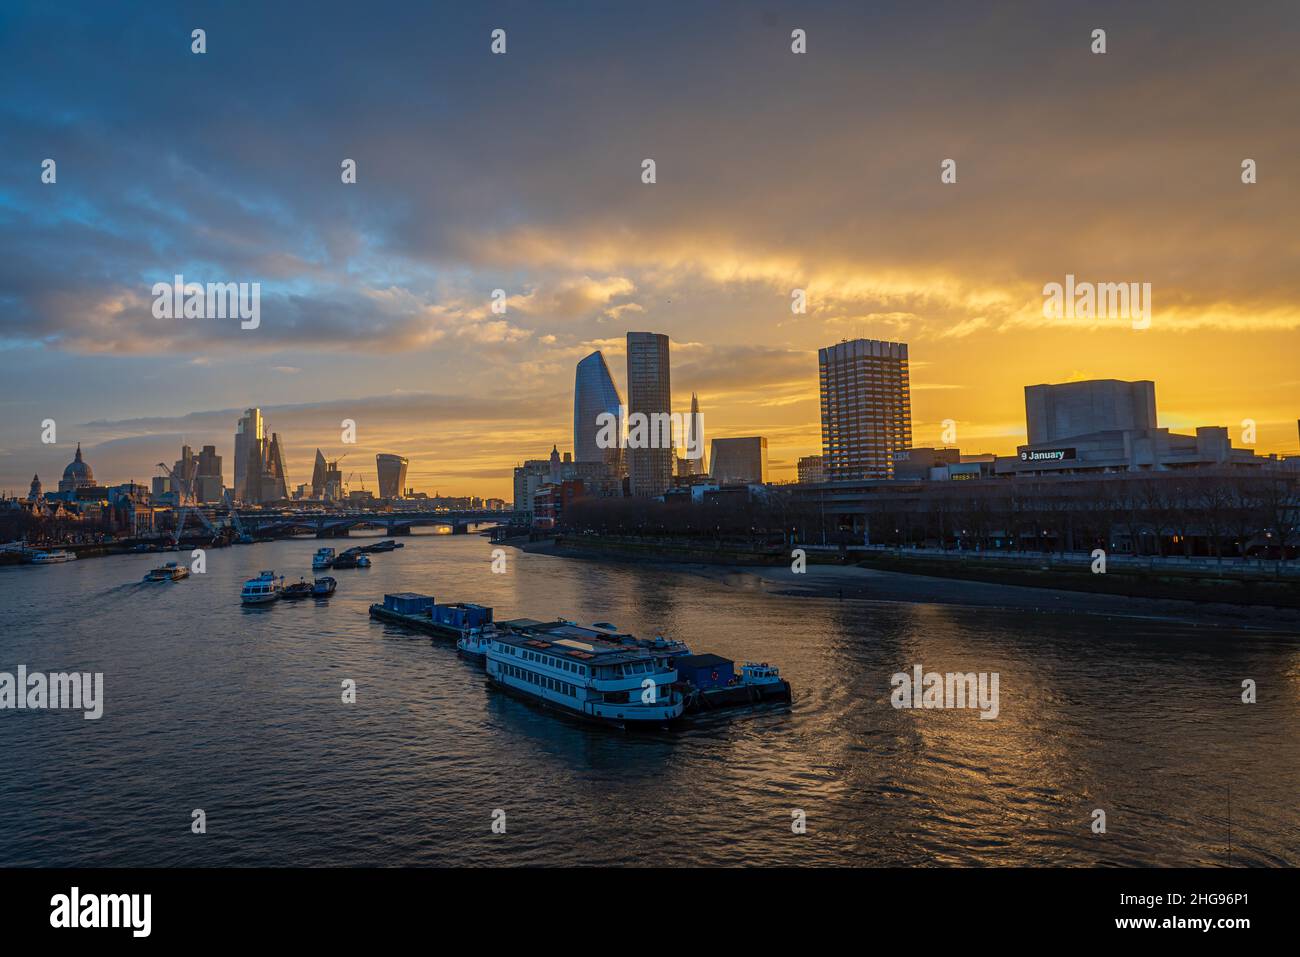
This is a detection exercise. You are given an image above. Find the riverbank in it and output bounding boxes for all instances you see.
[522,537,1300,628]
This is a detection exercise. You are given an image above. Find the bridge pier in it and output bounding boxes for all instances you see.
[317,526,350,538]
[386,525,412,536]
[452,522,469,535]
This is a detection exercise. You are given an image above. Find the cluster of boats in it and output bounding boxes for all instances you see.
[241,570,338,604]
[312,540,400,571]
[370,593,791,728]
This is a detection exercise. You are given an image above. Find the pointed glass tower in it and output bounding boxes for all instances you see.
[574,351,625,467]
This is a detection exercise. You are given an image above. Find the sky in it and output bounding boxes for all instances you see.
[2,0,1298,498]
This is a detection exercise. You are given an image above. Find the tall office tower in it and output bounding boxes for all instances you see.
[376,454,409,499]
[818,339,912,480]
[310,449,328,499]
[234,408,265,503]
[262,432,289,501]
[709,436,768,485]
[573,351,625,472]
[626,331,673,497]
[172,444,198,498]
[195,445,224,502]
[797,454,825,484]
[1024,379,1158,445]
[678,392,706,476]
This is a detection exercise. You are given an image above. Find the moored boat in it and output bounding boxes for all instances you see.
[312,576,337,597]
[456,625,502,661]
[282,578,314,599]
[30,549,75,564]
[312,547,336,569]
[240,570,284,604]
[355,553,372,567]
[485,621,685,727]
[143,561,189,582]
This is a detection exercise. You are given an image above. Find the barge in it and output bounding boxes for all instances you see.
[369,593,494,639]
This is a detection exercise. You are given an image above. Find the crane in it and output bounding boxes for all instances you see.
[156,461,220,544]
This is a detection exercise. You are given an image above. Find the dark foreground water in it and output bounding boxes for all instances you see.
[1,532,1296,867]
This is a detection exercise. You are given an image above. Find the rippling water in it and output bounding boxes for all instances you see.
[1,532,1296,866]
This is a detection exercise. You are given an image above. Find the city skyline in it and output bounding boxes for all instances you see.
[3,2,1300,499]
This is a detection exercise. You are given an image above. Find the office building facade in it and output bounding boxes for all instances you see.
[376,454,409,499]
[709,436,768,485]
[626,332,673,497]
[574,351,625,469]
[819,339,912,480]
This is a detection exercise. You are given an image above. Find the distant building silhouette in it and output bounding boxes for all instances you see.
[376,453,409,499]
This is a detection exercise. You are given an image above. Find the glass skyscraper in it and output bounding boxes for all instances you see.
[573,351,624,465]
[376,453,409,499]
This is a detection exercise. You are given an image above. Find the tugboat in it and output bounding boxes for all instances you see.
[281,578,314,600]
[355,553,372,568]
[240,570,284,605]
[456,625,503,662]
[312,547,336,570]
[312,576,337,597]
[332,552,359,569]
[143,561,189,582]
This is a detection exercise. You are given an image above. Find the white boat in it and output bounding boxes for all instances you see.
[241,570,284,604]
[144,561,189,582]
[30,550,75,564]
[456,625,502,661]
[485,621,684,726]
[312,547,336,570]
[740,662,784,686]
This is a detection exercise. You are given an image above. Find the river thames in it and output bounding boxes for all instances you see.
[1,532,1296,867]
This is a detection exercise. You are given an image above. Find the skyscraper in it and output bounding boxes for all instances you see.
[376,453,409,499]
[234,408,264,503]
[678,392,705,476]
[195,445,223,502]
[626,331,672,497]
[819,339,912,480]
[263,432,289,501]
[310,449,327,499]
[573,351,624,466]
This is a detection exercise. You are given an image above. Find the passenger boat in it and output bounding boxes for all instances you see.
[281,578,314,600]
[312,547,336,569]
[484,621,685,727]
[143,561,189,582]
[240,570,284,604]
[29,550,75,564]
[312,576,337,597]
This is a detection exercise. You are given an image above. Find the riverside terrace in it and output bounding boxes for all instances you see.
[556,466,1299,560]
[792,467,1300,558]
